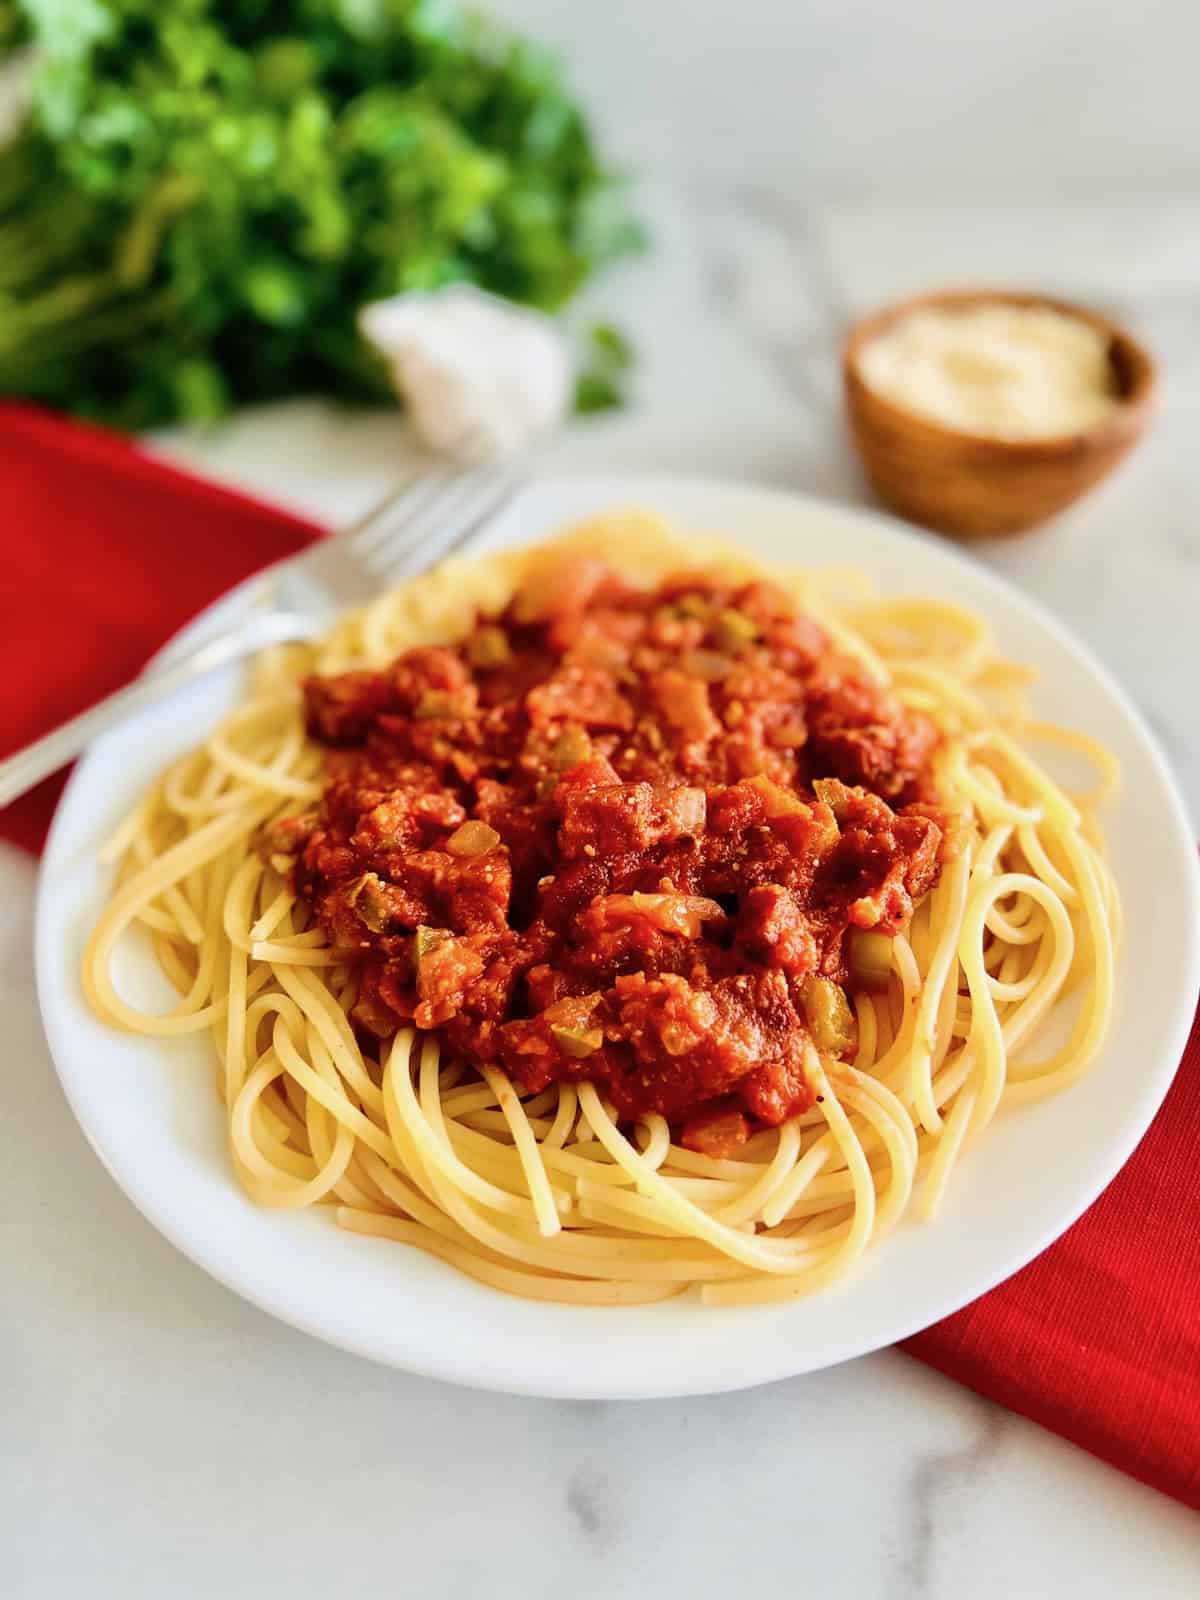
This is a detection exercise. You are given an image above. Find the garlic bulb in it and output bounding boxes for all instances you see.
[359,285,573,462]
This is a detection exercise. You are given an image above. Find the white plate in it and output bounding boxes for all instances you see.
[35,474,1200,1399]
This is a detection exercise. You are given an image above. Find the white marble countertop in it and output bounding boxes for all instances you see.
[4,186,1199,1594]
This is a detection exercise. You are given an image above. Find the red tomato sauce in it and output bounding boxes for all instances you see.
[265,559,946,1158]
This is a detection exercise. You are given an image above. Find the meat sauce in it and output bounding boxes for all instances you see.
[266,557,946,1158]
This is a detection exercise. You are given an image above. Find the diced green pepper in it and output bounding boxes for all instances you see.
[847,930,893,991]
[413,925,452,976]
[349,872,394,933]
[466,626,512,670]
[551,1024,604,1058]
[414,691,456,720]
[800,975,857,1055]
[550,725,592,770]
[446,821,500,857]
[713,609,760,653]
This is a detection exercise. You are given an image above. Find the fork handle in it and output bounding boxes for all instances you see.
[0,610,317,810]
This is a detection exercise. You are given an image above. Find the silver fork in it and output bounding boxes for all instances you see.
[0,463,520,809]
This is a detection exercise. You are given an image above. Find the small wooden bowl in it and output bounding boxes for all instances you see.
[842,289,1157,537]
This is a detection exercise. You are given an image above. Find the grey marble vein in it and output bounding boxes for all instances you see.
[695,186,850,420]
[902,1398,1008,1597]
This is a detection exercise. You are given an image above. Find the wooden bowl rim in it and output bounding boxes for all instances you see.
[842,287,1158,457]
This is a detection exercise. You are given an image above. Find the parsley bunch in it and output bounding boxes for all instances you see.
[0,1,639,428]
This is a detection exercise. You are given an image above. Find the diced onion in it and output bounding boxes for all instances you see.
[813,777,852,819]
[674,787,707,834]
[680,649,733,681]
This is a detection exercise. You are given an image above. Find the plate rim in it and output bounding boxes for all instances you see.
[34,470,1200,1398]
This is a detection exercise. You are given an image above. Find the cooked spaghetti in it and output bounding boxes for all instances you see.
[84,514,1119,1306]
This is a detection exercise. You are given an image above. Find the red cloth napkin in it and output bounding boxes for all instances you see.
[0,403,322,853]
[902,1007,1200,1510]
[3,402,1198,1509]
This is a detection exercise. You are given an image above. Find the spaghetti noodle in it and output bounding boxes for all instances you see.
[83,514,1118,1305]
